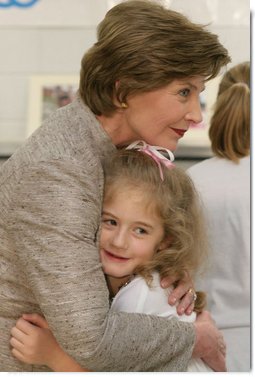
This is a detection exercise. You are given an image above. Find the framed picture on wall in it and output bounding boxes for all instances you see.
[178,75,221,151]
[27,75,79,137]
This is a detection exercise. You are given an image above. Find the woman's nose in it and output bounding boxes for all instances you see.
[185,96,203,125]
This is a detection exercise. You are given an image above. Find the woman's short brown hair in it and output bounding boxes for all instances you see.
[79,0,230,115]
[209,61,250,162]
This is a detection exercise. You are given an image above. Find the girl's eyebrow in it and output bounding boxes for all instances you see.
[102,211,154,230]
[102,210,116,217]
[127,220,154,230]
[135,222,153,230]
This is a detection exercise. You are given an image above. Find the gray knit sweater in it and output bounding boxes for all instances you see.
[0,96,195,371]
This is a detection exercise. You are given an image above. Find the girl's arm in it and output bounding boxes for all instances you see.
[10,314,90,372]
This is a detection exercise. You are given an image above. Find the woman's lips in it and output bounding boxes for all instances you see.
[171,128,187,137]
[103,249,130,262]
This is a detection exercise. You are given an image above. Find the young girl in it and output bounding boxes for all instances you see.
[10,141,214,372]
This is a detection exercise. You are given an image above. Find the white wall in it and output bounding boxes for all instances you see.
[0,0,250,155]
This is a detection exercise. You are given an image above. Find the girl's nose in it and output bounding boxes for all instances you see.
[111,229,128,250]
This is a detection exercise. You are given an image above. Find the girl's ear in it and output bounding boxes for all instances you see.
[158,236,172,251]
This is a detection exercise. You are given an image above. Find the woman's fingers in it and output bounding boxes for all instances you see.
[175,290,195,315]
[181,288,196,315]
[160,275,175,289]
[183,302,195,316]
[218,336,227,357]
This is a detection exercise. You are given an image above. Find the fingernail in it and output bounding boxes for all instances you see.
[170,297,177,305]
[179,308,184,314]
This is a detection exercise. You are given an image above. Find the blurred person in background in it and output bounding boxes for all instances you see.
[188,61,250,372]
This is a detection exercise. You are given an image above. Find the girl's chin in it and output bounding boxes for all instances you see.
[104,270,130,279]
[107,273,129,279]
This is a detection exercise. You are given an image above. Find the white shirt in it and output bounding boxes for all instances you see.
[188,156,250,371]
[111,272,213,372]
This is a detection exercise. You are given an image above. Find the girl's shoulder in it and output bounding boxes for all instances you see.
[111,272,196,322]
[110,275,150,313]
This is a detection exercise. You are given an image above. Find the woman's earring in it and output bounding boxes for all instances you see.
[121,102,128,109]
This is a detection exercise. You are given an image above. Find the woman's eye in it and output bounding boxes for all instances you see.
[179,88,190,97]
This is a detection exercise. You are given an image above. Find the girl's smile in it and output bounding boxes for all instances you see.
[99,188,167,281]
[102,249,130,262]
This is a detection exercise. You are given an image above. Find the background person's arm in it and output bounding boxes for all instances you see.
[8,158,195,371]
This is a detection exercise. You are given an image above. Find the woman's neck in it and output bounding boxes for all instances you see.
[96,112,135,147]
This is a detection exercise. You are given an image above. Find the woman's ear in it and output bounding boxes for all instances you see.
[114,80,128,109]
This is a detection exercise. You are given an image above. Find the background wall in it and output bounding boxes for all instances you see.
[0,0,250,163]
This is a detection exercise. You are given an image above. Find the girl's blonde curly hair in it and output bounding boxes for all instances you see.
[103,149,208,312]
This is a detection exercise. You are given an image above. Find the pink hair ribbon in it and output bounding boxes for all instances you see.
[126,140,175,181]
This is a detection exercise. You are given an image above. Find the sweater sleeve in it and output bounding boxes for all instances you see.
[8,159,195,372]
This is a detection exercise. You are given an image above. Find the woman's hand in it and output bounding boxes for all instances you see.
[10,313,88,372]
[193,310,227,371]
[161,271,196,315]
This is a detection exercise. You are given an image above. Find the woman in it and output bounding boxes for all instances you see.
[0,0,230,372]
[188,62,250,371]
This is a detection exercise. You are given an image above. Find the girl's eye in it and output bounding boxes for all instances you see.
[179,88,190,97]
[103,219,117,226]
[135,227,147,235]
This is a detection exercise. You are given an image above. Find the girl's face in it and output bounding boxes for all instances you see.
[100,188,166,279]
[117,76,205,151]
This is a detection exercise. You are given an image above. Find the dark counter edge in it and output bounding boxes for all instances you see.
[0,142,212,161]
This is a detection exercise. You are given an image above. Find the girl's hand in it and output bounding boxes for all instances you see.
[161,271,195,315]
[10,313,62,368]
[10,313,88,372]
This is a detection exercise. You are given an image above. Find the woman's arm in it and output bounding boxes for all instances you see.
[10,314,89,372]
[193,311,226,371]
